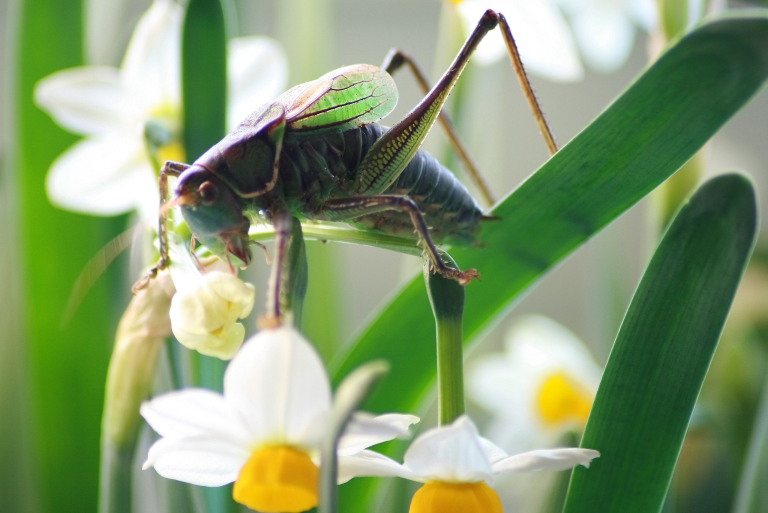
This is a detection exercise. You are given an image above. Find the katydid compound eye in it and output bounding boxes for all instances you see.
[198,180,219,205]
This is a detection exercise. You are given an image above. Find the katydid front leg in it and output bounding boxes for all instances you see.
[132,160,189,292]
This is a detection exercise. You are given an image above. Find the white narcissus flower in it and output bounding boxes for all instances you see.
[556,0,657,72]
[35,0,287,223]
[341,415,599,513]
[445,0,584,82]
[467,315,602,452]
[141,326,419,513]
[167,243,255,360]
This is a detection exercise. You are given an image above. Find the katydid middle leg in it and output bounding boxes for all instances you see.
[320,195,479,285]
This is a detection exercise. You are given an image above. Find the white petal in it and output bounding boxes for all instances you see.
[491,448,600,474]
[227,37,288,128]
[570,7,634,72]
[45,135,156,215]
[144,435,248,486]
[403,416,493,482]
[477,436,511,465]
[338,413,419,455]
[206,272,257,319]
[168,271,255,358]
[458,0,583,81]
[121,0,182,109]
[171,322,246,360]
[337,449,414,484]
[140,389,249,443]
[224,327,332,446]
[35,67,128,135]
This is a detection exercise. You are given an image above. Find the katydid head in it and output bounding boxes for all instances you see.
[175,165,251,267]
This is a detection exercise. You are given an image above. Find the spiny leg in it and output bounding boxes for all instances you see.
[382,49,495,207]
[321,195,479,285]
[260,212,294,328]
[356,9,558,200]
[496,12,558,155]
[132,160,189,292]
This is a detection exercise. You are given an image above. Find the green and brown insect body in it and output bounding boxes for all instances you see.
[175,63,485,282]
[148,10,559,303]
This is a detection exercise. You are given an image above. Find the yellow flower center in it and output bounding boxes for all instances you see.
[145,104,186,165]
[233,445,319,513]
[409,481,503,513]
[157,140,186,164]
[537,371,593,426]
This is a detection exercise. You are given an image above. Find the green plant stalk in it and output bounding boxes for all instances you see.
[180,1,229,512]
[283,219,309,327]
[424,256,465,425]
[181,0,227,160]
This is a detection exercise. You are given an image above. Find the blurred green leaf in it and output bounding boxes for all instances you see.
[734,369,768,513]
[15,0,121,512]
[182,0,227,161]
[563,174,757,512]
[180,2,229,513]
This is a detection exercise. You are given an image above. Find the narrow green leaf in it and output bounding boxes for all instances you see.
[180,0,229,392]
[15,0,122,512]
[182,0,227,160]
[331,13,768,415]
[180,2,229,512]
[563,174,757,512]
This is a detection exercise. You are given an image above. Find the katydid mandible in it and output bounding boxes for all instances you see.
[136,10,558,314]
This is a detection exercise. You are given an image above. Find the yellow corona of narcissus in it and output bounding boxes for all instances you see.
[336,415,599,513]
[467,315,601,451]
[141,326,418,513]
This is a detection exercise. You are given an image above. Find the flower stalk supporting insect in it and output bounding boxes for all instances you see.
[425,254,466,425]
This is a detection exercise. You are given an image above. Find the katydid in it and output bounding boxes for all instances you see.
[136,10,557,319]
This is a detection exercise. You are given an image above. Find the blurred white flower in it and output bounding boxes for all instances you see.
[446,0,584,82]
[167,241,255,359]
[339,415,598,513]
[467,315,601,453]
[556,0,657,72]
[35,0,287,223]
[141,326,418,513]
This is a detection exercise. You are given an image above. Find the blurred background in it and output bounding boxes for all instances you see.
[1,0,767,512]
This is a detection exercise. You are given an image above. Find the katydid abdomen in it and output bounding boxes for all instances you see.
[269,123,484,246]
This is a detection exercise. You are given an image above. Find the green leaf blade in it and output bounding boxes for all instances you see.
[330,14,768,417]
[563,173,757,512]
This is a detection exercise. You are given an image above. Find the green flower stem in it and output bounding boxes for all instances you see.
[424,254,466,425]
[250,223,423,257]
[283,219,309,327]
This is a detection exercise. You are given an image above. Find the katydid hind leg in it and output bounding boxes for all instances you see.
[382,48,494,207]
[356,10,558,198]
[321,195,479,285]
